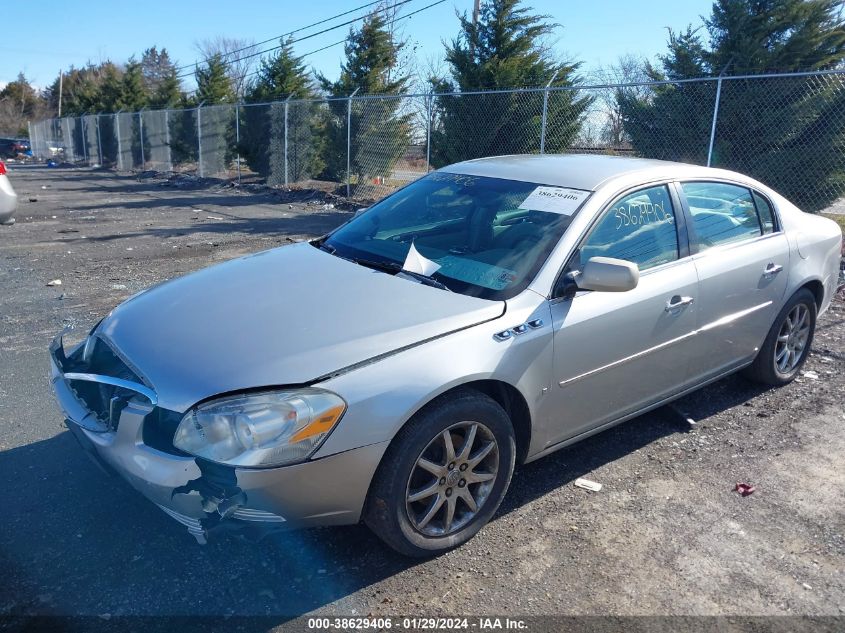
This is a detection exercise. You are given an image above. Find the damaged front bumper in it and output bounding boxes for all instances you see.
[50,334,388,544]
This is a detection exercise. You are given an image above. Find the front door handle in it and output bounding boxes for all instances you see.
[763,263,783,277]
[665,295,694,312]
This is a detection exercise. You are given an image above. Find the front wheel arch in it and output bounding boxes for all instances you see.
[363,386,517,556]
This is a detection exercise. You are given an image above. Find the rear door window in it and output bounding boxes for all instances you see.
[681,181,762,250]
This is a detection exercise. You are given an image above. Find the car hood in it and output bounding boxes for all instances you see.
[96,243,505,412]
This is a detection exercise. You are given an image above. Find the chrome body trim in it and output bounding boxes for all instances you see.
[558,301,772,387]
[62,372,158,405]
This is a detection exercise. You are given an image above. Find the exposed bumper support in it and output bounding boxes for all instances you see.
[50,335,389,543]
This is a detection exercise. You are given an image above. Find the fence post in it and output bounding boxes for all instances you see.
[235,105,241,185]
[540,69,560,154]
[164,109,173,172]
[284,94,294,188]
[138,110,146,168]
[63,118,72,162]
[196,102,204,178]
[80,116,88,165]
[96,114,103,166]
[706,76,723,168]
[115,110,123,171]
[426,93,433,172]
[346,88,360,198]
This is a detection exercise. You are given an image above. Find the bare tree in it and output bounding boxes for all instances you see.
[588,54,651,147]
[195,36,259,100]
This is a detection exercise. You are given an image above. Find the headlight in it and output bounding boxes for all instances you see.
[173,389,346,467]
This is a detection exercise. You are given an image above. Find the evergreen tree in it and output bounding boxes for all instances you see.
[0,73,41,136]
[194,54,236,176]
[318,13,411,187]
[119,59,148,111]
[242,39,323,184]
[249,39,314,101]
[98,63,125,112]
[46,65,105,115]
[430,0,590,166]
[619,0,845,211]
[95,63,125,167]
[195,54,235,104]
[150,69,183,109]
[141,47,183,108]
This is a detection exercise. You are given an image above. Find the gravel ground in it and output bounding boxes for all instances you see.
[1,166,843,627]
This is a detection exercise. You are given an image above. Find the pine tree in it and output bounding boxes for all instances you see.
[47,65,104,115]
[119,59,148,111]
[0,73,41,136]
[249,39,314,101]
[194,54,236,176]
[619,0,845,211]
[430,0,590,166]
[195,54,235,104]
[141,47,183,108]
[242,39,323,184]
[318,13,411,187]
[98,63,125,112]
[151,69,183,109]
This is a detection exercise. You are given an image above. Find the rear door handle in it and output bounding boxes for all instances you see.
[665,295,694,312]
[763,263,783,277]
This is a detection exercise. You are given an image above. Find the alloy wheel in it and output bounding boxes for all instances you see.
[405,421,499,537]
[774,303,811,375]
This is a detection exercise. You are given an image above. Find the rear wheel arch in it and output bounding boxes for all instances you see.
[799,279,825,310]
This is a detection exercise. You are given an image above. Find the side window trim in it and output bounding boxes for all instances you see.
[552,180,686,299]
[668,181,691,259]
[750,188,780,233]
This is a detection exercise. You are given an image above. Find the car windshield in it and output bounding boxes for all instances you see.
[322,172,590,300]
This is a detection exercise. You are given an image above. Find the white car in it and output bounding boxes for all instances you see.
[0,160,17,225]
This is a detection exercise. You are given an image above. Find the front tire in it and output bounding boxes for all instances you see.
[744,288,816,385]
[364,389,515,557]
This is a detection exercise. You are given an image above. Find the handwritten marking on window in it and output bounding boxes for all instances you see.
[614,199,673,229]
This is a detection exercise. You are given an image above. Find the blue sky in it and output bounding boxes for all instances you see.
[1,0,713,90]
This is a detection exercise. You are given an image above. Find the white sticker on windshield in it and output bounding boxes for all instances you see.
[518,186,589,215]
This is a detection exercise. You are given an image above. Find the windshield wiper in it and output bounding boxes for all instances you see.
[352,257,452,292]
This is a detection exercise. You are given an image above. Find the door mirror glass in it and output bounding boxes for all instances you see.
[577,256,639,292]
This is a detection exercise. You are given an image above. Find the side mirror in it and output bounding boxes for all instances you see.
[353,206,369,218]
[576,256,639,292]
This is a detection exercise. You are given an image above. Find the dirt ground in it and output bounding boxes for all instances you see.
[1,165,843,627]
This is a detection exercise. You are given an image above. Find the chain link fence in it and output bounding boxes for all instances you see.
[28,70,845,212]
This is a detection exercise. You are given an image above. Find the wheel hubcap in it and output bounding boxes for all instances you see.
[405,421,499,537]
[774,304,810,375]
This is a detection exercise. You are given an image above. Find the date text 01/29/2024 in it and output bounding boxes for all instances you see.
[306,617,528,630]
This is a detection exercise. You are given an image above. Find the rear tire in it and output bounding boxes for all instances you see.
[364,388,515,557]
[743,288,816,385]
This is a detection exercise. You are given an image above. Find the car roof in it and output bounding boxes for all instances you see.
[439,154,718,191]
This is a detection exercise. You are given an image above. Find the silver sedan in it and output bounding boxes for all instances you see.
[50,155,842,556]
